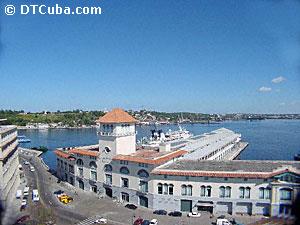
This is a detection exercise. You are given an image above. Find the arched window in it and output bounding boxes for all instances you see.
[225,186,231,198]
[158,183,163,194]
[168,184,174,195]
[104,164,112,172]
[200,185,206,197]
[265,187,271,199]
[239,187,245,198]
[163,183,168,195]
[245,187,251,199]
[77,159,84,166]
[219,186,225,198]
[137,169,149,178]
[89,161,97,169]
[207,186,212,197]
[280,188,292,200]
[120,166,130,175]
[259,187,265,199]
[90,161,97,181]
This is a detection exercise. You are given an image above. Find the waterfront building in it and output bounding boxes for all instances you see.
[0,125,20,208]
[55,108,300,217]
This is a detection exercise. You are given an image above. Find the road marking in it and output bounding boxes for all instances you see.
[76,215,103,225]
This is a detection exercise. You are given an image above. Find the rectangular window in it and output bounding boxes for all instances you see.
[259,189,264,199]
[158,184,162,194]
[265,188,271,199]
[69,165,74,174]
[245,188,250,199]
[91,171,97,181]
[139,180,148,193]
[121,177,129,188]
[120,160,128,165]
[78,167,83,176]
[239,188,245,199]
[105,174,112,185]
[121,192,129,202]
[168,185,174,195]
[64,162,67,170]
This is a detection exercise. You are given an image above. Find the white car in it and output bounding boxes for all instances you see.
[24,161,29,165]
[150,219,158,225]
[30,166,35,172]
[95,217,107,224]
[188,212,201,218]
[21,199,27,206]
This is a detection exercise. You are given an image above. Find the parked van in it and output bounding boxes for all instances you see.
[23,186,29,197]
[216,219,231,225]
[32,189,39,202]
[16,190,22,199]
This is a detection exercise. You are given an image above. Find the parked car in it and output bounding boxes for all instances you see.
[188,212,201,218]
[21,199,27,206]
[153,210,167,215]
[94,217,107,224]
[54,190,64,195]
[14,215,30,224]
[141,220,150,225]
[125,204,137,210]
[133,217,143,225]
[149,219,158,225]
[24,161,29,165]
[30,166,35,172]
[168,211,182,217]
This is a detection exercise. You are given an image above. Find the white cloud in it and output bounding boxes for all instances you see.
[279,102,286,106]
[271,76,286,84]
[258,86,272,92]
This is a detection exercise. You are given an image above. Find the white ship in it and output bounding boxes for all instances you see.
[139,125,193,148]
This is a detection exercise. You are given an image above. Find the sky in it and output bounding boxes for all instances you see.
[0,0,299,113]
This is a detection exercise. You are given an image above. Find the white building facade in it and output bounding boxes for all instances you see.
[0,125,20,209]
[55,108,300,217]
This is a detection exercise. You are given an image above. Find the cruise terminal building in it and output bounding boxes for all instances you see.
[55,108,300,217]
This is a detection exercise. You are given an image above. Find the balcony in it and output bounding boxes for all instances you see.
[99,132,135,137]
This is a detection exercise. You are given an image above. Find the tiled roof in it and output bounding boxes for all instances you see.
[55,148,99,158]
[54,150,73,160]
[113,149,187,165]
[69,148,99,157]
[152,160,300,178]
[97,108,137,124]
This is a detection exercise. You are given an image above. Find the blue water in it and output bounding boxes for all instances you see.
[18,120,300,170]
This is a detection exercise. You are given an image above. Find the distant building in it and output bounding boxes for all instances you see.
[0,125,20,209]
[55,108,300,217]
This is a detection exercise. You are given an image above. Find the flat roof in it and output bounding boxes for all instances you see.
[0,125,16,134]
[113,149,187,165]
[152,160,300,178]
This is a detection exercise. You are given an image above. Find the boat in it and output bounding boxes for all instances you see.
[139,125,193,148]
[17,135,31,143]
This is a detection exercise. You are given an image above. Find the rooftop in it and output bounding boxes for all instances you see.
[152,160,300,178]
[113,149,188,165]
[97,108,138,124]
[0,125,16,134]
[55,145,100,159]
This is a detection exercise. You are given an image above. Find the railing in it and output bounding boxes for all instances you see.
[99,132,135,136]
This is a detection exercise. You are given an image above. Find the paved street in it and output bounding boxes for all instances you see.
[19,148,262,225]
